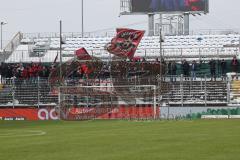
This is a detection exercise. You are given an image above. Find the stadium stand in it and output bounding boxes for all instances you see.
[162,79,228,106]
[0,32,240,107]
[5,33,240,63]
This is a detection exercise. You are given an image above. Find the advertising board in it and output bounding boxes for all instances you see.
[0,108,58,120]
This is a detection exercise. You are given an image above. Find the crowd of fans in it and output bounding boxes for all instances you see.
[0,62,52,82]
[171,55,239,81]
[0,55,239,83]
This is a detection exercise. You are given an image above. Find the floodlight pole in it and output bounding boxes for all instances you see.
[0,23,2,50]
[159,29,163,61]
[159,14,163,107]
[0,22,7,50]
[159,14,163,61]
[183,12,190,35]
[160,26,163,80]
[81,0,84,37]
[239,37,240,54]
[148,14,154,36]
[59,20,63,81]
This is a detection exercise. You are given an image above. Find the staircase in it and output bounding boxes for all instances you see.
[230,80,240,104]
[1,32,23,62]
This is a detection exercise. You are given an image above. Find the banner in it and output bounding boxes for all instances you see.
[0,105,159,120]
[105,28,145,59]
[0,108,58,120]
[160,107,240,119]
[63,105,159,120]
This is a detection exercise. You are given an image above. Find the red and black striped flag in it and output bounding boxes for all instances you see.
[75,47,92,60]
[105,28,145,59]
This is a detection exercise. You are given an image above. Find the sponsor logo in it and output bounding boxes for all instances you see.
[1,117,25,121]
[70,108,120,115]
[38,109,59,120]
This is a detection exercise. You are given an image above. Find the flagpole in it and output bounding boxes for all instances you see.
[159,14,163,108]
[59,20,63,82]
[159,14,163,63]
[82,0,84,37]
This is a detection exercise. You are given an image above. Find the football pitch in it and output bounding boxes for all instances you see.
[0,120,240,160]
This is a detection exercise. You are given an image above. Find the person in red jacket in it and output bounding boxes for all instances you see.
[36,63,43,77]
[81,64,89,79]
[28,65,34,78]
[32,63,39,77]
[21,66,29,84]
[231,56,238,73]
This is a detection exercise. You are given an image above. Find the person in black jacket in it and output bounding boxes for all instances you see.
[191,60,197,80]
[220,59,227,79]
[209,59,216,81]
[182,59,190,80]
[168,61,172,75]
[171,61,177,82]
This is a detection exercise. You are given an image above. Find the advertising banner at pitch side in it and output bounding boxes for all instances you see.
[0,108,59,120]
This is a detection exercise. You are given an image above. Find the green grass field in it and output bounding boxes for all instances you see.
[0,120,240,160]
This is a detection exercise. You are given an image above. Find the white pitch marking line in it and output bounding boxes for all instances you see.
[0,130,46,137]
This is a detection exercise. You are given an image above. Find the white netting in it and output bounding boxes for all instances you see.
[58,85,158,120]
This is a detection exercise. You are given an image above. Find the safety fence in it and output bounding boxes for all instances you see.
[0,75,238,108]
[6,46,239,63]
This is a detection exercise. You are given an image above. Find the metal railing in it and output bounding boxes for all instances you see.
[0,77,57,107]
[4,32,23,53]
[22,31,116,39]
[5,46,239,63]
[1,32,23,62]
[161,75,228,106]
[22,29,240,39]
[0,75,236,108]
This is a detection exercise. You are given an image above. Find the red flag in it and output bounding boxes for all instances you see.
[105,28,145,59]
[75,47,92,60]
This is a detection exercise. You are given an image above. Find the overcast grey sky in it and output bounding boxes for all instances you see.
[0,0,240,44]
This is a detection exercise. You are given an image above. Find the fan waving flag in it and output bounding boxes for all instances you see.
[75,47,92,60]
[105,28,145,59]
[49,47,92,87]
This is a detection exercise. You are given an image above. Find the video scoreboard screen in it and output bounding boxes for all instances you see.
[131,0,209,13]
